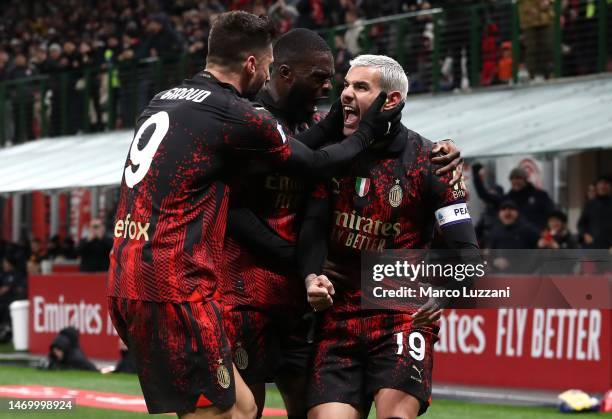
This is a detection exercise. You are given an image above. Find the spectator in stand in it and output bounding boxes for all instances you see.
[498,41,513,83]
[27,238,46,275]
[586,182,597,201]
[43,43,66,137]
[505,167,555,229]
[44,327,98,371]
[472,165,554,230]
[488,200,540,274]
[46,235,62,260]
[268,0,299,33]
[61,237,78,260]
[519,0,554,80]
[46,235,78,261]
[480,23,499,86]
[141,14,185,60]
[333,33,353,84]
[62,40,82,135]
[6,52,36,143]
[538,210,578,250]
[343,9,364,57]
[488,200,540,250]
[0,255,26,341]
[295,0,325,30]
[443,0,477,90]
[78,40,104,131]
[578,175,612,249]
[472,162,504,248]
[78,218,112,272]
[536,210,580,274]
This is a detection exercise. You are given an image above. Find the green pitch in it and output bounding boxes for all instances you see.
[0,366,605,418]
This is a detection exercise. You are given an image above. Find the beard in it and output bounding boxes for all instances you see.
[243,73,267,99]
[286,84,317,124]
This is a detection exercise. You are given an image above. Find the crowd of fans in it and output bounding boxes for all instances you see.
[0,217,113,341]
[471,165,612,267]
[1,0,609,145]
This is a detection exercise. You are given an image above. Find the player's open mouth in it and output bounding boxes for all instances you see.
[343,105,360,126]
[311,96,328,113]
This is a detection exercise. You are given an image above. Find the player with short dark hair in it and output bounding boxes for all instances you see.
[220,30,465,419]
[299,55,479,419]
[220,28,335,419]
[107,12,401,419]
[206,11,277,70]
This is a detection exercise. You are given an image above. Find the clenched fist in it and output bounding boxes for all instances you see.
[305,274,335,312]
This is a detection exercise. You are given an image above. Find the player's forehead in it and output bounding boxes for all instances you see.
[296,51,334,77]
[345,66,380,87]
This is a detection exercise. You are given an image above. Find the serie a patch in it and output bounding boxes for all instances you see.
[435,203,471,227]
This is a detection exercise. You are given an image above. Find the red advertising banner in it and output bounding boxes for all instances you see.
[28,274,119,361]
[434,308,611,392]
[28,274,611,392]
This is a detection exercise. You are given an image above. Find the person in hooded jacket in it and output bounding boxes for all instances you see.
[46,327,98,371]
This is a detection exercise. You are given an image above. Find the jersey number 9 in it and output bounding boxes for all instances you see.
[125,111,170,188]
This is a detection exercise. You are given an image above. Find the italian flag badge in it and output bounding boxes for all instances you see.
[355,177,371,197]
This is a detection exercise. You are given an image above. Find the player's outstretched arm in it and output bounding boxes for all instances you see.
[284,93,404,178]
[227,208,295,265]
[295,99,342,149]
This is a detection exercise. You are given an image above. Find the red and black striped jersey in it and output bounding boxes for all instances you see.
[220,88,325,309]
[107,72,291,302]
[311,126,468,286]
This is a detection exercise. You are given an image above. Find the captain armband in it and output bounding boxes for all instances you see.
[435,203,471,228]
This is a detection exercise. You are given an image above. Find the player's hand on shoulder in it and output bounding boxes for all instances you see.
[305,273,335,312]
[431,139,464,186]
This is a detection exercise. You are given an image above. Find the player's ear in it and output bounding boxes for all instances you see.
[383,91,403,110]
[278,64,293,82]
[245,55,257,76]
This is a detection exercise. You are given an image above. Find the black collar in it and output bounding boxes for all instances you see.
[370,123,407,155]
[198,71,243,96]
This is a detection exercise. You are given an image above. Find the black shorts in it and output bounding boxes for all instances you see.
[108,297,235,414]
[307,291,437,416]
[221,304,313,384]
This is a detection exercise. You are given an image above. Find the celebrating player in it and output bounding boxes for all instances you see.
[107,12,401,419]
[221,30,465,419]
[298,55,479,419]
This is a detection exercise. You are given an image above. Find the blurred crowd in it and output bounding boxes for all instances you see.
[0,218,113,341]
[1,0,610,146]
[472,164,612,273]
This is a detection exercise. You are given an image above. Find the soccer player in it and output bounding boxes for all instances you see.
[298,55,479,419]
[107,12,400,419]
[221,30,465,419]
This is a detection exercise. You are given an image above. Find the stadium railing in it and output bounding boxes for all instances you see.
[0,0,609,147]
